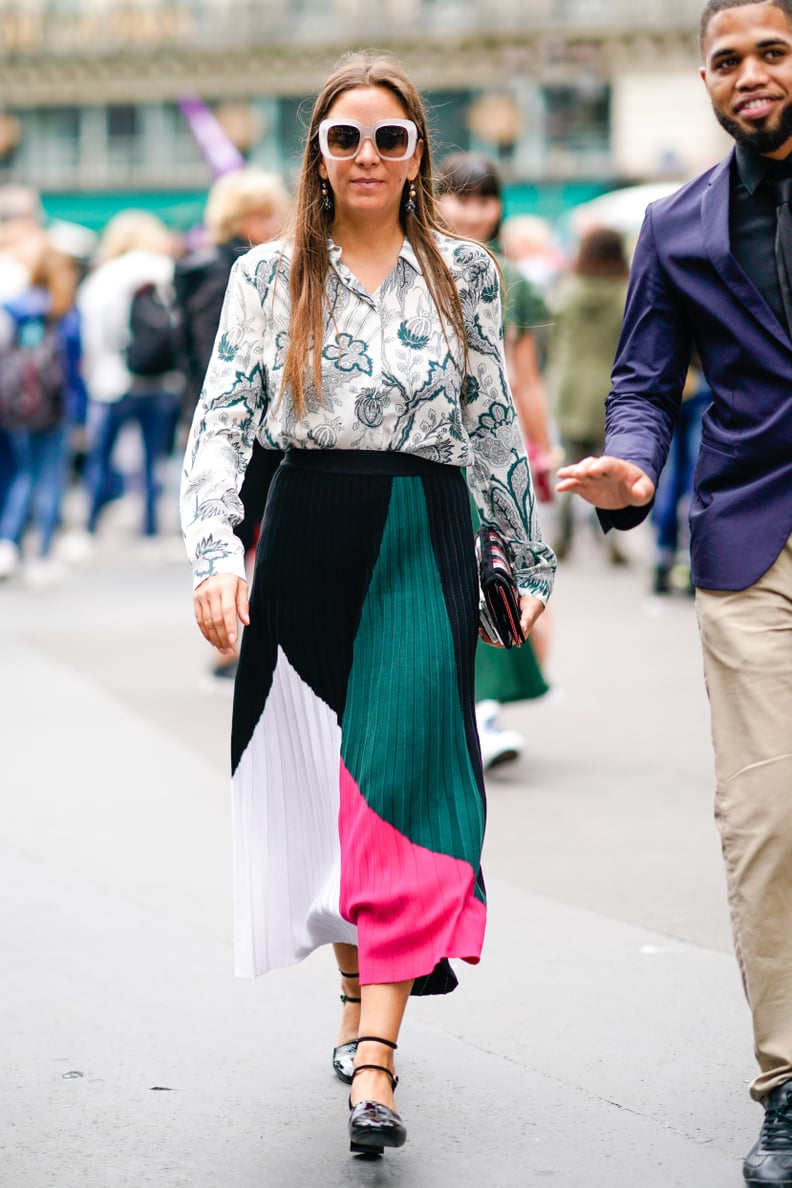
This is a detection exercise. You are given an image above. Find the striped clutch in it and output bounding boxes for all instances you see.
[475,527,524,649]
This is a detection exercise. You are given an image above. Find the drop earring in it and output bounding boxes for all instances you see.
[321,181,333,213]
[405,182,417,215]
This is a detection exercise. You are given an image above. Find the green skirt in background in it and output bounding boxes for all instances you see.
[471,494,549,704]
[475,633,548,703]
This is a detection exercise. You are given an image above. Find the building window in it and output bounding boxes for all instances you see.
[16,107,81,185]
[544,82,610,171]
[107,104,138,140]
[106,104,140,176]
[161,103,206,170]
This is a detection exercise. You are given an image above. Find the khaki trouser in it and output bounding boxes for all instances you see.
[697,536,792,1101]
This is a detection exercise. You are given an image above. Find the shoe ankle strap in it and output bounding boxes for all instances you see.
[351,1063,399,1091]
[339,993,361,1004]
[356,1035,397,1050]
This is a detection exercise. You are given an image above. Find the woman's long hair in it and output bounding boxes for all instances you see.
[282,50,469,416]
[30,237,77,320]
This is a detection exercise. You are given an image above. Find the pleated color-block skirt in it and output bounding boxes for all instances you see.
[231,449,487,991]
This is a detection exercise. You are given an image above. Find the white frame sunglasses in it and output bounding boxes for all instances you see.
[318,118,419,161]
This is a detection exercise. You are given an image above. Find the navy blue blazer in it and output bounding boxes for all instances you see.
[600,148,792,591]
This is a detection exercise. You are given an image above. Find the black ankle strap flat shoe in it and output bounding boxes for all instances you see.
[349,1098,406,1157]
[332,1040,357,1085]
[348,1037,406,1157]
[332,968,361,1085]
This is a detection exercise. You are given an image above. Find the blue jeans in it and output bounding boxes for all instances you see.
[0,424,69,556]
[0,428,14,519]
[652,392,709,565]
[85,391,176,537]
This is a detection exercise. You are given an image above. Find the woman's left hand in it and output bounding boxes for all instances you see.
[519,593,545,640]
[478,594,545,648]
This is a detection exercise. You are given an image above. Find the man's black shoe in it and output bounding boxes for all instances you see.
[651,564,671,595]
[744,1081,792,1185]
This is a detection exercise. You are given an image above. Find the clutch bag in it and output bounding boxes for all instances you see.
[475,527,524,649]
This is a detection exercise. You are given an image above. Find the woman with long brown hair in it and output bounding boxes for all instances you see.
[181,50,555,1156]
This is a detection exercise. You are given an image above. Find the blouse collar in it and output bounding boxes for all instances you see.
[327,235,423,278]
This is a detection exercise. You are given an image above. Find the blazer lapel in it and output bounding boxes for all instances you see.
[702,149,790,347]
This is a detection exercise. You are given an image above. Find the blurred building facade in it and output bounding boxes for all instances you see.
[0,0,728,226]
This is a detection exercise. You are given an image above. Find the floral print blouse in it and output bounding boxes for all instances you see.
[181,232,556,601]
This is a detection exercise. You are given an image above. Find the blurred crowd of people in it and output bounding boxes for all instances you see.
[0,170,290,592]
[0,160,702,712]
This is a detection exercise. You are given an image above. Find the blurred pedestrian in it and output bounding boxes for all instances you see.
[175,168,290,688]
[501,212,567,296]
[0,186,45,524]
[650,354,709,596]
[546,227,629,564]
[181,50,554,1157]
[436,152,552,767]
[78,211,182,541]
[0,187,44,278]
[176,167,290,414]
[0,237,81,586]
[436,154,555,485]
[557,2,792,1181]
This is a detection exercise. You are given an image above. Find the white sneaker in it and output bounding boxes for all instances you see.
[24,558,66,591]
[478,724,523,769]
[475,701,524,770]
[475,699,503,733]
[0,540,20,579]
[55,530,95,564]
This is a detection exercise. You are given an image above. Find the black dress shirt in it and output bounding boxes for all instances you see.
[730,146,792,330]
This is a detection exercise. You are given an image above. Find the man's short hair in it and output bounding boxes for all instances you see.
[700,0,792,50]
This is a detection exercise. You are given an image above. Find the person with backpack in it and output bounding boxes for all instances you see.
[0,188,47,536]
[78,211,183,542]
[174,167,290,688]
[0,237,82,586]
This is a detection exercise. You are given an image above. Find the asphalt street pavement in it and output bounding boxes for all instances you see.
[0,489,760,1187]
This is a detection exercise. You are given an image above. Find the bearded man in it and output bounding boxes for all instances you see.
[558,2,792,1184]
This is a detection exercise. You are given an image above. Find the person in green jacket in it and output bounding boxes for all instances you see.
[545,227,629,562]
[437,153,553,769]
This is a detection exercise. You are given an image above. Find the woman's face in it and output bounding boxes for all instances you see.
[437,191,501,243]
[318,85,423,229]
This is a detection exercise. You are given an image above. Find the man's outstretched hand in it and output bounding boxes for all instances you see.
[556,455,655,510]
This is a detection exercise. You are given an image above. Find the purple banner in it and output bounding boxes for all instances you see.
[178,94,246,177]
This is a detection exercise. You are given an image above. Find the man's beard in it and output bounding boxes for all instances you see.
[714,98,792,154]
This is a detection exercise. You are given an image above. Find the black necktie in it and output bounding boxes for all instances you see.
[772,175,792,335]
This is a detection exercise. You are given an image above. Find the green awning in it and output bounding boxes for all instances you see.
[41,189,209,232]
[41,180,612,235]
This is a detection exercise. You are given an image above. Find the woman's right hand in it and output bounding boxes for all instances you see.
[193,573,250,655]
